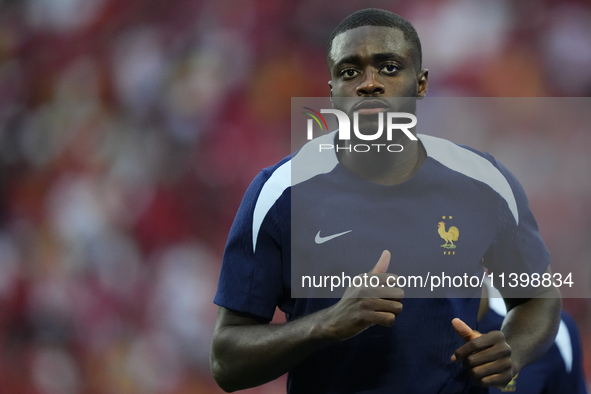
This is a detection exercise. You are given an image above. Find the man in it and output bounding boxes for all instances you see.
[211,8,561,393]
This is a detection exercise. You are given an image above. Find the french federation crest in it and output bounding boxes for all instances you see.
[438,216,459,251]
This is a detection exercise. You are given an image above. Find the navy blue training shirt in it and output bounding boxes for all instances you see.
[214,132,550,393]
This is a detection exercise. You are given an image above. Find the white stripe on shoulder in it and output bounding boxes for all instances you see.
[252,132,338,252]
[555,320,573,373]
[418,134,518,225]
[251,161,291,252]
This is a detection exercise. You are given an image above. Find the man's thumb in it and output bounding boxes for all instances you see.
[451,318,480,342]
[369,250,390,274]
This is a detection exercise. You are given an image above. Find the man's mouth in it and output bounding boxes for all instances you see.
[353,99,390,115]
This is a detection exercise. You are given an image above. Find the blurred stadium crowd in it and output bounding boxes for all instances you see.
[0,0,589,392]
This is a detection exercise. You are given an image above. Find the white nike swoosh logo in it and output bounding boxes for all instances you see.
[315,230,352,244]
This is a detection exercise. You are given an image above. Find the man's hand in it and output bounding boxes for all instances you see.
[211,250,405,391]
[451,318,515,388]
[321,250,404,341]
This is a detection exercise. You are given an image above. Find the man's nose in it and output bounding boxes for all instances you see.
[356,70,385,96]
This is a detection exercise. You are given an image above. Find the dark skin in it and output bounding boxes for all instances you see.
[211,251,401,392]
[210,26,561,391]
[328,26,427,185]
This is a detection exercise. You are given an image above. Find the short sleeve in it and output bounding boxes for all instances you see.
[483,159,550,288]
[213,162,290,321]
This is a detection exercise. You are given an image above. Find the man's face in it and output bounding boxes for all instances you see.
[328,26,428,118]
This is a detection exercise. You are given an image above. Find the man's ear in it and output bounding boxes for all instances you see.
[417,69,428,99]
[328,80,334,106]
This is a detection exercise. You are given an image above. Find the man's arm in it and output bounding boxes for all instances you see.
[210,306,331,392]
[501,286,562,374]
[452,267,561,388]
[210,251,403,392]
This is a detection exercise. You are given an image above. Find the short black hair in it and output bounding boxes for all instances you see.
[326,8,422,69]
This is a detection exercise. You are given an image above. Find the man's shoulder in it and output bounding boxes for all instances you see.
[419,134,498,170]
[252,131,340,191]
[419,134,520,223]
[257,155,292,182]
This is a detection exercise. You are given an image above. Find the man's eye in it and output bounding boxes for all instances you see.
[341,69,358,78]
[381,65,399,75]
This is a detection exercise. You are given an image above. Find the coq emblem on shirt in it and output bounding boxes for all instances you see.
[438,216,458,255]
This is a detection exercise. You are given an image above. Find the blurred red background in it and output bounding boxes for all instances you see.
[0,0,589,392]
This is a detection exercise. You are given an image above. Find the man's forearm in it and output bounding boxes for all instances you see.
[501,288,562,373]
[211,253,402,392]
[210,308,332,392]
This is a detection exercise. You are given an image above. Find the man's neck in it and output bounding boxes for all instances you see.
[337,136,426,186]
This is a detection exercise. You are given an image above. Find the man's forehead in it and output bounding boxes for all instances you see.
[330,25,411,65]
